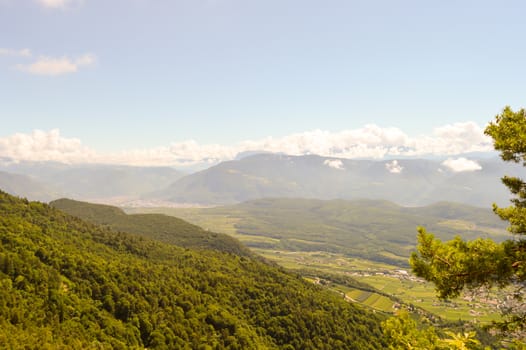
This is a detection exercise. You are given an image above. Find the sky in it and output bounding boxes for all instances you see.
[1,0,525,167]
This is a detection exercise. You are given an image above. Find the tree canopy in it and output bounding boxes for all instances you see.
[0,190,386,349]
[410,106,526,335]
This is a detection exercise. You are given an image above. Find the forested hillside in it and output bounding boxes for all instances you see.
[50,198,252,257]
[0,191,385,349]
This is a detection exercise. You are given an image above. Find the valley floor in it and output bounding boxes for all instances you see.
[254,249,503,325]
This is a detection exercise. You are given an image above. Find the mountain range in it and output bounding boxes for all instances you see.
[151,154,521,207]
[0,159,183,202]
[0,153,519,208]
[0,170,62,202]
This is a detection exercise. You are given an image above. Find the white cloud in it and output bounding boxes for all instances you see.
[0,130,235,166]
[409,122,491,156]
[0,123,494,167]
[238,122,492,160]
[0,129,96,163]
[239,125,410,160]
[107,141,238,167]
[0,48,31,57]
[324,159,344,170]
[441,157,482,172]
[385,160,403,174]
[15,54,96,76]
[36,0,81,9]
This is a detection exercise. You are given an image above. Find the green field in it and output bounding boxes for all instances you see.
[256,249,503,324]
[345,289,394,312]
[355,275,501,324]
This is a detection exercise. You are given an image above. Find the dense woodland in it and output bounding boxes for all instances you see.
[50,198,252,257]
[48,198,511,348]
[0,190,385,349]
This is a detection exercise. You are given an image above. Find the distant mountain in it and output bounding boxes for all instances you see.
[0,160,183,201]
[51,198,252,256]
[0,170,62,201]
[151,154,521,207]
[2,154,520,207]
[0,190,385,348]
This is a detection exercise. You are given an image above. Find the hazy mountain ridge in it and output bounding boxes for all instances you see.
[0,170,62,201]
[152,154,520,207]
[1,153,519,208]
[0,160,184,202]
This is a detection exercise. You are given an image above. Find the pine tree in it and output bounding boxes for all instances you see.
[410,106,526,335]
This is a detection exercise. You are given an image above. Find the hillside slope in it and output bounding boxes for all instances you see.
[51,198,252,257]
[0,191,385,349]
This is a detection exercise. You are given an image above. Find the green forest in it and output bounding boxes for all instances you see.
[50,198,252,257]
[0,190,385,349]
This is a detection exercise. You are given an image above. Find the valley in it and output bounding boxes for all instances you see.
[253,249,504,325]
[0,152,523,347]
[128,198,509,266]
[0,185,519,347]
[128,199,510,326]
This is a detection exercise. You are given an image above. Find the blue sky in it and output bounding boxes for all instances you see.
[0,0,524,166]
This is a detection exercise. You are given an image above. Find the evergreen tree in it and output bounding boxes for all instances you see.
[410,106,526,335]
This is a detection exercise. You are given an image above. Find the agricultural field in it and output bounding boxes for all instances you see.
[356,275,502,324]
[253,249,502,323]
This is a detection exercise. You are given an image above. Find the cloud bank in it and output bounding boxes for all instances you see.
[15,54,96,76]
[0,122,493,167]
[0,129,96,163]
